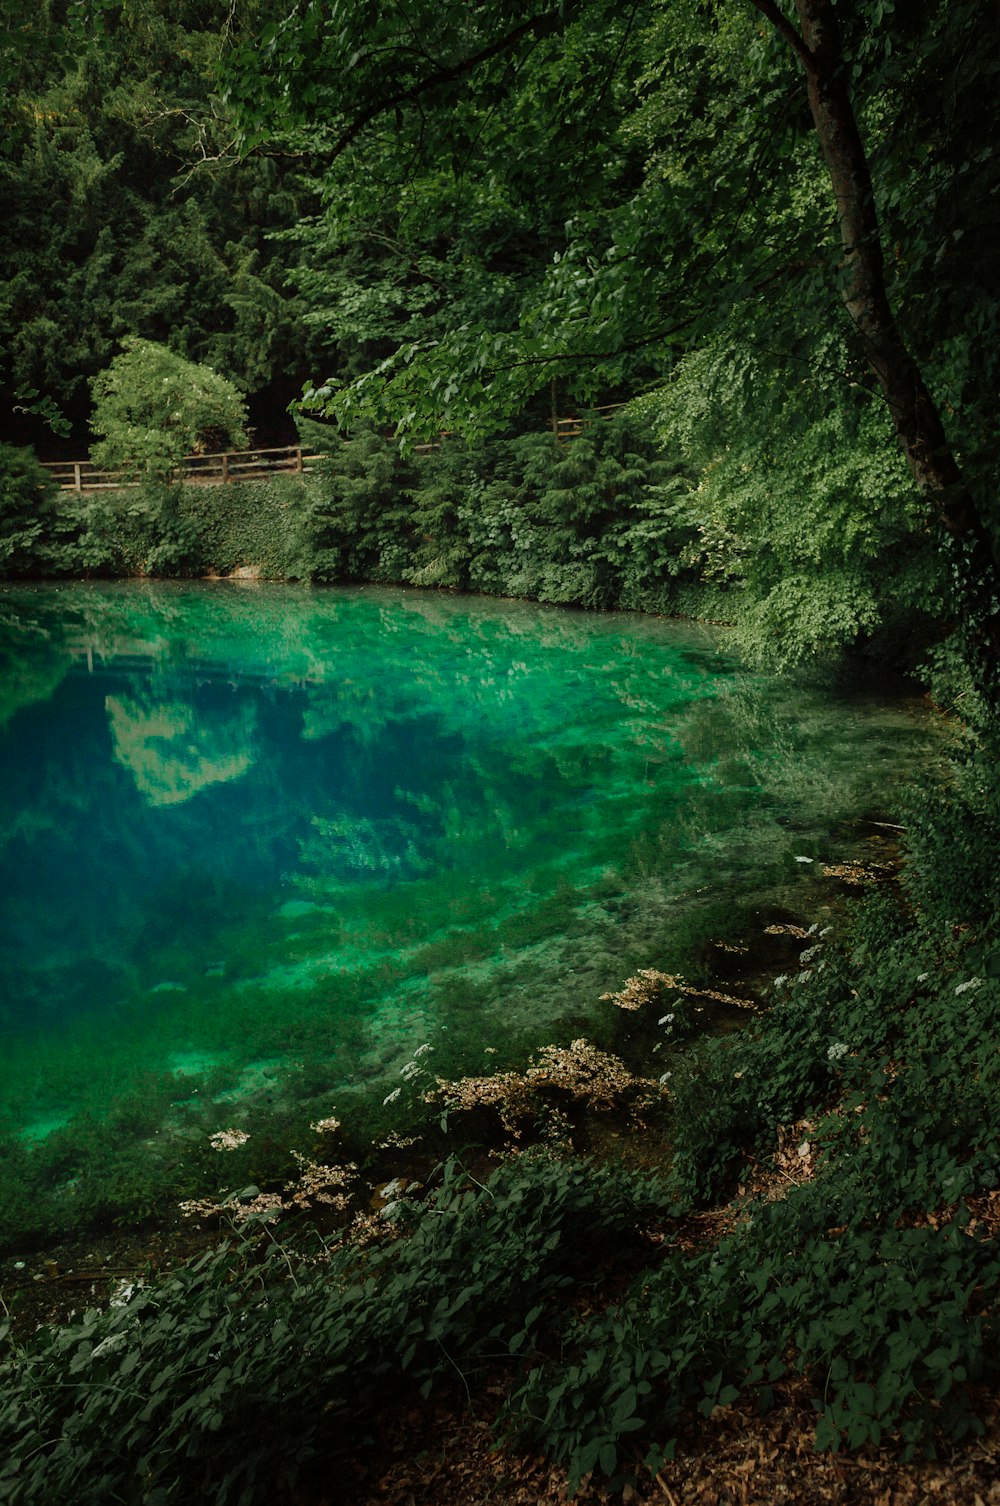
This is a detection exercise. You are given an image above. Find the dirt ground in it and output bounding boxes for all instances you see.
[332,1382,1000,1506]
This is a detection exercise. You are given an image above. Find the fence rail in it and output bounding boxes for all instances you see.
[552,403,626,441]
[41,406,632,490]
[41,445,317,493]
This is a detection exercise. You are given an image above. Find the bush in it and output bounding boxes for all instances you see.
[300,411,701,611]
[0,443,59,575]
[509,1190,1000,1488]
[509,848,1000,1486]
[0,472,318,581]
[90,338,249,482]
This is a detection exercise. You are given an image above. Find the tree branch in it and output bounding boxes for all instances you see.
[483,315,699,377]
[746,0,815,73]
[327,8,568,162]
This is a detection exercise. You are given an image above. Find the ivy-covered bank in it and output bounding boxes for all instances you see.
[2,729,999,1503]
[0,404,941,671]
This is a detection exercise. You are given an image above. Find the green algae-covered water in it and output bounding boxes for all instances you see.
[0,582,933,1242]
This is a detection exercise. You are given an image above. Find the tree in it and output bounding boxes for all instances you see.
[90,337,248,480]
[0,443,59,574]
[749,0,1000,691]
[222,0,1000,684]
[0,0,313,451]
[223,0,661,440]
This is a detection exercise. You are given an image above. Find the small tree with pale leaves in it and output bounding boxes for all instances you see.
[90,337,248,481]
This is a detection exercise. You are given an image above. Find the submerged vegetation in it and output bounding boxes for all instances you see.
[0,584,928,1252]
[2,0,1000,1499]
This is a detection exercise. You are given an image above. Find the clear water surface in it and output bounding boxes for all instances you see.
[0,583,933,1182]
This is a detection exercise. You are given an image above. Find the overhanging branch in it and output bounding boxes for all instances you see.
[327,8,568,161]
[747,0,815,72]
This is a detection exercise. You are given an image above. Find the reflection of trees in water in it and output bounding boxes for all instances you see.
[0,651,69,731]
[674,678,930,823]
[0,582,720,746]
[105,694,256,806]
[299,814,434,883]
[0,585,936,1051]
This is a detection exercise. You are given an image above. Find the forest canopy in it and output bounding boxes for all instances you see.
[2,0,999,681]
[223,0,1000,689]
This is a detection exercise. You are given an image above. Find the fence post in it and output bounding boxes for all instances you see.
[73,463,82,493]
[295,446,303,473]
[222,453,229,483]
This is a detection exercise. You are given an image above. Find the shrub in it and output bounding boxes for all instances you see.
[90,338,249,482]
[0,443,59,575]
[509,1188,1000,1488]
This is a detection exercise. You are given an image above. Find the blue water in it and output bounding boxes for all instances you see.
[0,582,933,1240]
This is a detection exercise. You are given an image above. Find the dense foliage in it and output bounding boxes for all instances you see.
[223,0,1000,685]
[0,407,943,669]
[90,338,249,480]
[0,1155,668,1504]
[5,0,999,678]
[0,443,59,575]
[0,0,313,450]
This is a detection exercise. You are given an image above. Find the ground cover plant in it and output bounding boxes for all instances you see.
[0,1154,669,1505]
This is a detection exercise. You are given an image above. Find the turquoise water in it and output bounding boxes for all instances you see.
[0,583,933,1237]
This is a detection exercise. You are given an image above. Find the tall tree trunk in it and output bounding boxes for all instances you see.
[751,0,1000,696]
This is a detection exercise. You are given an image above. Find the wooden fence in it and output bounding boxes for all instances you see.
[551,403,626,441]
[41,445,316,493]
[412,403,628,451]
[41,406,630,490]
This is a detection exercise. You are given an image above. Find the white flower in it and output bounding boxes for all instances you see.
[109,1278,144,1308]
[916,972,929,983]
[413,1043,433,1057]
[658,1071,672,1085]
[209,1128,249,1152]
[794,856,814,864]
[827,1042,849,1062]
[658,1013,675,1025]
[382,1087,402,1105]
[91,1332,130,1360]
[955,977,984,996]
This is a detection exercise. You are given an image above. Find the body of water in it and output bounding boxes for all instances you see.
[0,582,933,1241]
